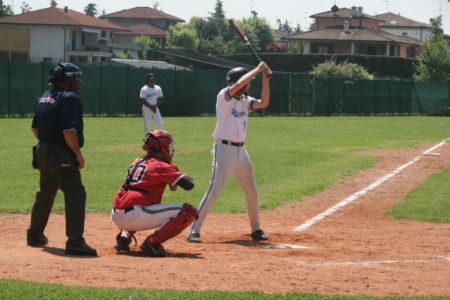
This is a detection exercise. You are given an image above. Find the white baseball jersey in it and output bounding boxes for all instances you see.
[140,85,163,106]
[212,87,256,142]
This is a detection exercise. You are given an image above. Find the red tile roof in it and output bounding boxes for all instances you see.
[311,8,384,22]
[102,7,184,22]
[376,12,431,28]
[283,27,421,45]
[0,7,128,31]
[115,22,166,36]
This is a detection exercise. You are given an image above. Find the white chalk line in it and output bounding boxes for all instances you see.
[294,139,450,232]
[259,243,309,249]
[283,255,450,267]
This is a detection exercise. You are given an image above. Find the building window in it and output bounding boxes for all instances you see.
[368,46,376,55]
[109,32,113,39]
[101,30,106,38]
[81,32,86,46]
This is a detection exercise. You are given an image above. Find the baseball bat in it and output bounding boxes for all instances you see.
[228,18,272,77]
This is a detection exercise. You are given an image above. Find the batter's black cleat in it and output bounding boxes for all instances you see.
[140,242,167,257]
[65,242,97,256]
[27,234,48,247]
[187,232,201,243]
[251,230,268,241]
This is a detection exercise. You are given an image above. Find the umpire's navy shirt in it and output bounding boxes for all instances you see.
[32,89,84,147]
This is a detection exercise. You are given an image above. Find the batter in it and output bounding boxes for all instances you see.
[188,61,272,243]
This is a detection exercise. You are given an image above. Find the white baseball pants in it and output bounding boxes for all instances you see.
[111,204,181,232]
[190,140,262,234]
[142,106,163,133]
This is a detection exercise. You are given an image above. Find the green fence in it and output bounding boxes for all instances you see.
[0,60,449,117]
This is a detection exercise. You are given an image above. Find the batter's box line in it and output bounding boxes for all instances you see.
[280,255,450,267]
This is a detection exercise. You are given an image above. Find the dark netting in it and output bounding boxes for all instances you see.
[1,61,449,117]
[291,74,313,115]
[412,81,450,116]
[0,60,9,116]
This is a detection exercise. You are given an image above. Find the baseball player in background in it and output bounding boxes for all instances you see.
[140,73,164,133]
[112,130,198,257]
[187,61,272,243]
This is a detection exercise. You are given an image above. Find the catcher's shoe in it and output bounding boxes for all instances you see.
[114,231,137,252]
[251,230,268,241]
[140,242,167,257]
[115,237,131,251]
[187,232,201,243]
[27,234,48,247]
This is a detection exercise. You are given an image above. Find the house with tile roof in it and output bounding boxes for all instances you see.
[283,5,421,58]
[100,7,184,50]
[0,3,128,63]
[376,12,432,42]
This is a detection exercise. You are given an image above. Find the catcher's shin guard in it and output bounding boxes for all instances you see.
[144,203,198,245]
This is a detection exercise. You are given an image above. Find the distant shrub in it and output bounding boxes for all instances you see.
[114,53,131,59]
[265,43,286,52]
[310,60,374,80]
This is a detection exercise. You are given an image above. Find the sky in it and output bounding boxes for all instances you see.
[6,0,450,33]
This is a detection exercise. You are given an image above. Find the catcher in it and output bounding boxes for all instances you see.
[111,130,198,257]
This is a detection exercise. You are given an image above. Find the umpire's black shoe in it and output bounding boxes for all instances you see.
[27,234,48,247]
[251,230,268,241]
[187,232,201,243]
[65,242,97,256]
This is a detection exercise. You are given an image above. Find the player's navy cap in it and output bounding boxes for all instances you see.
[147,73,156,80]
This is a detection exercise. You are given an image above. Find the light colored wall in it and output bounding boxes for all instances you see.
[380,27,431,42]
[0,24,65,62]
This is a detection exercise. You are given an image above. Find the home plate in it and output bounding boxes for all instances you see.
[424,152,441,156]
[260,243,309,249]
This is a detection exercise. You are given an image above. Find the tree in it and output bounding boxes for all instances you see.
[21,1,32,13]
[207,0,227,37]
[167,23,200,50]
[133,35,160,60]
[293,23,302,34]
[84,3,98,17]
[239,17,274,51]
[413,16,450,81]
[0,0,14,16]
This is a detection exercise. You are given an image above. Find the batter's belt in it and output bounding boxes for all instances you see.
[222,140,244,147]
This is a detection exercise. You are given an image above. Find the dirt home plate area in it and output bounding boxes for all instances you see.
[0,143,449,296]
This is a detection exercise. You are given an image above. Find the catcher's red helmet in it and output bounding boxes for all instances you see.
[143,130,174,163]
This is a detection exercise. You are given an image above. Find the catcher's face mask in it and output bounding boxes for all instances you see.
[143,130,174,163]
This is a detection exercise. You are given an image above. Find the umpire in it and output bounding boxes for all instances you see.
[27,63,97,256]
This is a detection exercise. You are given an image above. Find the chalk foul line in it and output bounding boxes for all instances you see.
[294,139,450,232]
[285,255,450,267]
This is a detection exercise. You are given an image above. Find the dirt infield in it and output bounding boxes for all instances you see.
[1,143,449,296]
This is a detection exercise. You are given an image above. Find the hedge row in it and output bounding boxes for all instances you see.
[222,53,417,78]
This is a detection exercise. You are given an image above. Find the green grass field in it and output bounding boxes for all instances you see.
[1,116,450,215]
[386,163,450,223]
[1,116,449,299]
[1,279,448,300]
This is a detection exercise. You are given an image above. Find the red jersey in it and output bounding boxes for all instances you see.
[113,157,183,209]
